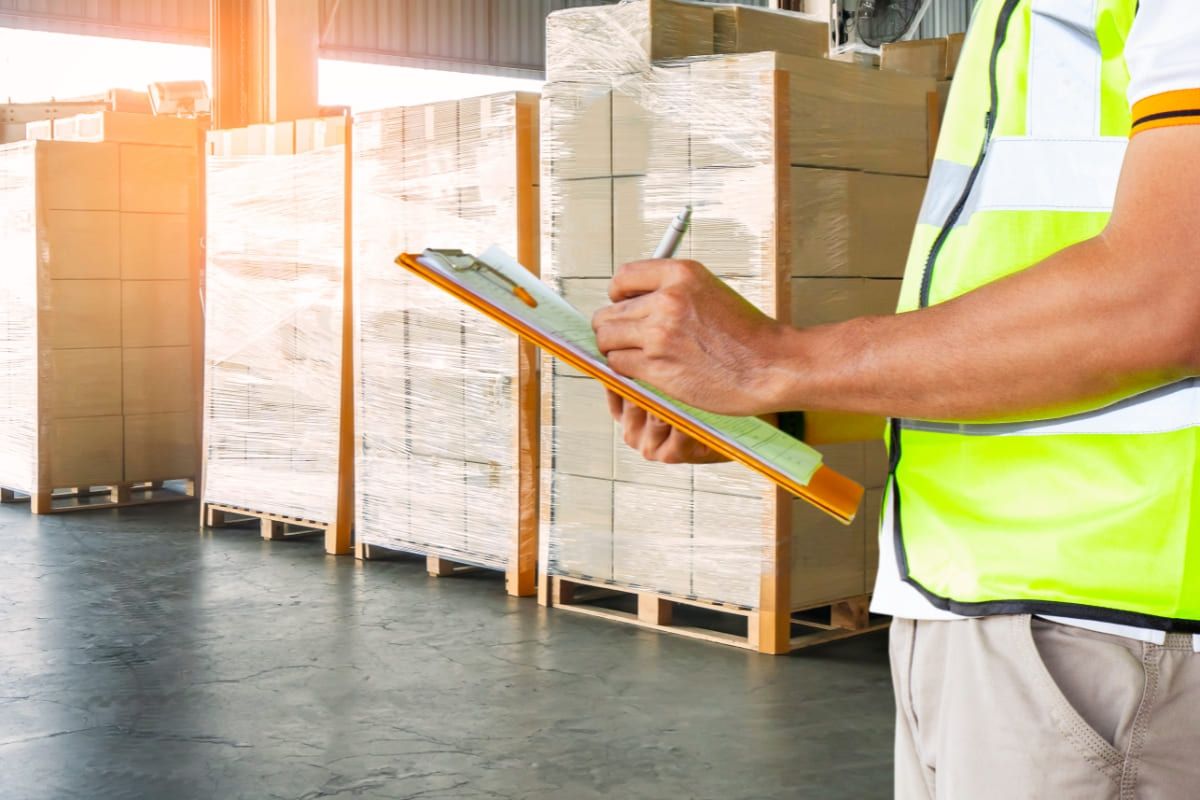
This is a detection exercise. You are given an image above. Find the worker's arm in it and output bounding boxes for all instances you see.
[593,126,1200,456]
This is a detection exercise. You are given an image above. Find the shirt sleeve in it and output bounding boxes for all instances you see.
[1125,1,1200,136]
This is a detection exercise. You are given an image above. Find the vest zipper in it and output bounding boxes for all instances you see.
[916,0,1021,309]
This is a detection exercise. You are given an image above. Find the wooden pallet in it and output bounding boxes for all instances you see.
[547,575,889,654]
[0,479,196,514]
[356,540,534,597]
[202,502,334,543]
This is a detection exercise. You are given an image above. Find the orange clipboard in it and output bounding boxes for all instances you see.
[396,249,863,524]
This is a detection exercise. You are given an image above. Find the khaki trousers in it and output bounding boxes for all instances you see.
[890,614,1200,799]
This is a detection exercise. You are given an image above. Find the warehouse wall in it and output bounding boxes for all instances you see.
[0,0,972,77]
[917,0,975,38]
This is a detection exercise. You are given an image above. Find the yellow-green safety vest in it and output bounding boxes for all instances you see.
[890,0,1200,632]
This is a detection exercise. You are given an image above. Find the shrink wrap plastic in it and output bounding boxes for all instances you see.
[352,93,537,572]
[202,145,345,523]
[540,1,904,609]
[0,143,38,492]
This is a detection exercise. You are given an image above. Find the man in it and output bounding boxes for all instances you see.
[591,1,1200,797]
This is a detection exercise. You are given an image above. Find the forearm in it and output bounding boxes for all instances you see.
[765,231,1200,422]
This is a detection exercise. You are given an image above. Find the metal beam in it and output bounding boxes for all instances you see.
[210,0,319,129]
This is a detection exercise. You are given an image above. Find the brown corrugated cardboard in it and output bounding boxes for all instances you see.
[552,374,614,480]
[692,491,766,607]
[43,210,120,280]
[49,416,124,486]
[546,0,715,83]
[123,346,194,415]
[791,169,925,278]
[881,37,949,79]
[48,348,123,418]
[121,280,191,347]
[547,177,612,278]
[124,411,194,481]
[790,493,867,608]
[46,279,122,350]
[41,140,120,210]
[713,5,828,58]
[613,481,692,596]
[120,145,195,213]
[120,213,191,280]
[551,473,614,580]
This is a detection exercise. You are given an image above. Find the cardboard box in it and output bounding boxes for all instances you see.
[41,141,120,210]
[542,83,611,181]
[46,280,122,350]
[612,482,692,596]
[547,177,612,278]
[49,416,123,487]
[123,346,194,415]
[946,33,966,78]
[48,348,123,418]
[713,6,828,58]
[546,0,714,83]
[691,491,768,606]
[791,169,925,278]
[549,474,614,580]
[121,280,191,347]
[790,277,901,328]
[881,37,949,79]
[125,411,194,481]
[791,492,867,608]
[120,145,195,213]
[551,374,614,480]
[51,111,200,148]
[120,213,191,280]
[42,210,121,280]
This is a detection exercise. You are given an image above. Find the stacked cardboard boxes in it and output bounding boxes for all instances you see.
[0,112,202,512]
[540,0,931,652]
[201,117,353,554]
[351,93,540,595]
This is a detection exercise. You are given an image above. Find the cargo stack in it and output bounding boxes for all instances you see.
[352,93,540,596]
[0,112,203,513]
[200,117,354,555]
[539,0,933,653]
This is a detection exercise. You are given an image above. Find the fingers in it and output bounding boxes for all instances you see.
[609,259,701,302]
[605,390,624,423]
[593,318,646,355]
[605,348,647,379]
[639,413,673,459]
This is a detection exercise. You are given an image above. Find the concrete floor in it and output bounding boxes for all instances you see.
[0,502,895,800]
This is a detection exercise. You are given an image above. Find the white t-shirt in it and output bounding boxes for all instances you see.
[870,0,1200,650]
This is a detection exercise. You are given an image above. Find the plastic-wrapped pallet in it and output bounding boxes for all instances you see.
[0,115,202,514]
[539,0,932,653]
[201,117,353,554]
[352,93,540,596]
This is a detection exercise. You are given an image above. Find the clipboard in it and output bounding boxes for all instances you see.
[396,247,864,524]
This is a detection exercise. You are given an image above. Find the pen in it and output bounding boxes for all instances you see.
[652,205,692,259]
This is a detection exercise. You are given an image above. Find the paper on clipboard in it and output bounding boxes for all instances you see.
[396,246,863,523]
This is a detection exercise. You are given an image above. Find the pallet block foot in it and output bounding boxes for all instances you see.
[427,555,458,577]
[0,488,21,504]
[31,493,52,514]
[261,518,286,540]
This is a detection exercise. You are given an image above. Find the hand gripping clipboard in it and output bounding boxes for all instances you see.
[396,246,864,524]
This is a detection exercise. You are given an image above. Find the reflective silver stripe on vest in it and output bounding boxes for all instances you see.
[917,137,1126,228]
[900,379,1200,437]
[917,0,1114,231]
[1028,0,1102,138]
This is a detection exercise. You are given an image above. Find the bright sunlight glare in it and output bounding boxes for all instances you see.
[0,27,542,110]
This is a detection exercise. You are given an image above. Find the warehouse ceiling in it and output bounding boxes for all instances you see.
[0,0,620,78]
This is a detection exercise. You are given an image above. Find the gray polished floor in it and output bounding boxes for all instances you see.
[0,502,894,800]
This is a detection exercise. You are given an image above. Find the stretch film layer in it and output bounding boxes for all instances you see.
[541,0,920,610]
[202,142,345,523]
[352,92,537,571]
